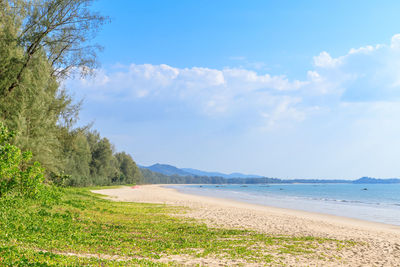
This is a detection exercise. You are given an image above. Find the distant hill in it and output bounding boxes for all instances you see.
[181,168,263,179]
[139,164,400,185]
[352,177,400,184]
[139,168,283,185]
[141,164,264,178]
[141,164,193,176]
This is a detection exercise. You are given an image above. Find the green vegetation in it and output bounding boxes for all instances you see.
[0,186,356,266]
[0,119,356,265]
[0,0,141,187]
[140,168,285,184]
[0,2,359,266]
[0,122,45,198]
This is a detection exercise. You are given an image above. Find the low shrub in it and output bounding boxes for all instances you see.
[0,122,45,198]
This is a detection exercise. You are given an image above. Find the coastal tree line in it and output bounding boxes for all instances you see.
[139,168,284,184]
[0,0,141,187]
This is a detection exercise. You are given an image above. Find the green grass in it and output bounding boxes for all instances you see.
[0,187,356,266]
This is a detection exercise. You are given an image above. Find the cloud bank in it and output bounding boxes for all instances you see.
[65,34,400,178]
[67,34,400,130]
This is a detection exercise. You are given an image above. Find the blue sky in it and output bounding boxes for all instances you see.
[67,1,400,179]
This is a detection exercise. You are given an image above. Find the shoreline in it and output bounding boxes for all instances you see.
[93,184,400,238]
[168,184,400,228]
[167,184,400,235]
[92,184,400,265]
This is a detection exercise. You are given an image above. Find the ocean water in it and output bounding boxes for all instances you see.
[171,184,400,226]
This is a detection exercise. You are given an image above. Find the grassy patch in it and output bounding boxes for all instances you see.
[0,187,356,265]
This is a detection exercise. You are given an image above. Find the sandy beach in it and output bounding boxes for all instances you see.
[93,185,400,266]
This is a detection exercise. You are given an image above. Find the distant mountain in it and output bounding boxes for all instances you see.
[182,168,263,179]
[140,164,264,179]
[352,177,400,184]
[141,164,193,176]
[139,164,400,184]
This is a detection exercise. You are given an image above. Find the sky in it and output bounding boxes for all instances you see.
[66,0,400,179]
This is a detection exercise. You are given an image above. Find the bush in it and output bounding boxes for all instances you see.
[49,171,71,187]
[0,122,45,198]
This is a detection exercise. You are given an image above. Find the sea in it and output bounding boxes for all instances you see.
[170,184,400,226]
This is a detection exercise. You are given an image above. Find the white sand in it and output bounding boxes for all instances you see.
[93,185,400,266]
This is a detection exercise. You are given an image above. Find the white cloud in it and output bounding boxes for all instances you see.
[348,45,378,55]
[66,64,307,128]
[64,34,400,179]
[310,35,400,101]
[390,34,400,49]
[313,51,342,68]
[260,96,305,130]
[66,34,400,130]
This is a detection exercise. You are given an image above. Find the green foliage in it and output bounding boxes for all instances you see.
[0,0,82,174]
[0,1,24,96]
[55,129,142,187]
[139,168,294,185]
[0,187,356,265]
[0,245,166,267]
[0,122,45,198]
[59,128,92,186]
[139,168,228,184]
[49,171,71,187]
[87,131,118,183]
[0,0,140,188]
[115,152,142,184]
[2,0,108,94]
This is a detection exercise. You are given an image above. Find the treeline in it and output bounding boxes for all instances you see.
[139,169,283,184]
[139,170,347,185]
[0,0,141,186]
[140,170,400,185]
[140,169,227,184]
[57,130,142,186]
